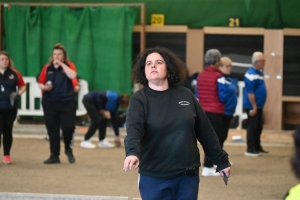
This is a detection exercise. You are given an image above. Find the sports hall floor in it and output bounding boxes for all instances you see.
[0,123,297,200]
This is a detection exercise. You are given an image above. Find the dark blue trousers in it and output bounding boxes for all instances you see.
[139,174,199,200]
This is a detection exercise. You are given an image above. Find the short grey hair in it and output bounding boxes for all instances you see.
[252,52,263,64]
[205,49,222,66]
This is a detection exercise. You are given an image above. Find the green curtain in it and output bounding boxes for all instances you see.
[3,5,137,94]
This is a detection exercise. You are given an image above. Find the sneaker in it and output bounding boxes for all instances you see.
[99,139,114,148]
[201,167,220,177]
[65,149,75,164]
[259,148,270,155]
[245,150,261,157]
[44,154,60,164]
[44,135,49,141]
[3,155,12,164]
[80,140,96,149]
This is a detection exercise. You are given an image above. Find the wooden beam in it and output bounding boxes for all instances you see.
[283,28,300,36]
[133,25,187,33]
[140,4,146,52]
[2,3,144,7]
[0,6,2,51]
[282,96,300,102]
[263,30,283,130]
[204,26,264,35]
[186,28,203,74]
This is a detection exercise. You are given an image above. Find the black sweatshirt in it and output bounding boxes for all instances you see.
[125,86,230,179]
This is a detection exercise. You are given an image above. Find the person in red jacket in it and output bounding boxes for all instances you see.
[0,51,26,164]
[38,43,78,164]
[197,49,225,176]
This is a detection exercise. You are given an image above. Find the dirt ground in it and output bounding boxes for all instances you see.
[0,135,298,200]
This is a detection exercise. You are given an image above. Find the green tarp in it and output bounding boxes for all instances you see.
[3,0,300,28]
[3,5,137,94]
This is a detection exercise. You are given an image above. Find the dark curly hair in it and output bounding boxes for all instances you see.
[131,46,187,87]
[291,126,300,179]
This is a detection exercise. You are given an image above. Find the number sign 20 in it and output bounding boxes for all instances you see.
[151,14,165,26]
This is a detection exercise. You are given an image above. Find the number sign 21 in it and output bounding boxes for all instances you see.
[229,18,240,27]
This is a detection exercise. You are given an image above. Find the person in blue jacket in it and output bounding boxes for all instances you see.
[243,52,268,157]
[80,91,129,149]
[218,57,238,149]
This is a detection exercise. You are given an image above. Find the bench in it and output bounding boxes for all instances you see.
[18,77,89,118]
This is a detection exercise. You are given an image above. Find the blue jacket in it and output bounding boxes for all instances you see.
[218,76,238,116]
[84,90,120,135]
[85,90,119,112]
[243,66,267,109]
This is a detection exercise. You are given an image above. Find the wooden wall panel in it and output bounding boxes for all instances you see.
[283,103,300,125]
[186,29,204,74]
[263,30,283,130]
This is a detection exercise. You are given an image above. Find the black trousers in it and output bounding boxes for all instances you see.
[203,112,223,167]
[220,115,233,149]
[82,97,107,141]
[0,108,17,156]
[42,101,77,156]
[245,109,263,152]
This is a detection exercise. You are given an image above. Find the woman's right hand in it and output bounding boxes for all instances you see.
[123,155,140,171]
[53,59,62,68]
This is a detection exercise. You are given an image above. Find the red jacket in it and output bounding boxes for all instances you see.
[197,66,224,114]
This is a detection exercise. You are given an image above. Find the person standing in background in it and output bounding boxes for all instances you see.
[218,57,238,149]
[80,91,129,149]
[243,52,269,157]
[283,126,300,199]
[0,51,26,164]
[123,46,231,200]
[197,49,225,176]
[38,43,78,164]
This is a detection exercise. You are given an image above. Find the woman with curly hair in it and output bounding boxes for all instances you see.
[123,46,231,200]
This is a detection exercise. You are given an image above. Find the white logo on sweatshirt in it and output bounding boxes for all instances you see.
[179,101,190,106]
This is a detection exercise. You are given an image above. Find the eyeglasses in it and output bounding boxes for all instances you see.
[256,60,265,62]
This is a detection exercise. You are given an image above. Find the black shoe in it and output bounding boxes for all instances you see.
[259,148,270,155]
[44,154,60,164]
[65,149,75,163]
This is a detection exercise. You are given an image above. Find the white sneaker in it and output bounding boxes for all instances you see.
[80,140,96,149]
[245,151,261,157]
[99,139,114,148]
[201,167,220,177]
